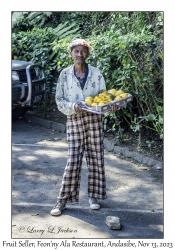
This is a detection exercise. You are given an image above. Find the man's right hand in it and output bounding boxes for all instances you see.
[74,103,82,113]
[74,103,91,113]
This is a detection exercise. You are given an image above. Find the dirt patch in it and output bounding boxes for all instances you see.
[31,99,163,163]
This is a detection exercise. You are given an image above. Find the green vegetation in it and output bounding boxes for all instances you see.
[12,12,163,153]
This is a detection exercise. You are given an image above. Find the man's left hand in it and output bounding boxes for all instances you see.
[110,104,120,113]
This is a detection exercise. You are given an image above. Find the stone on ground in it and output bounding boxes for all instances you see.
[106,216,121,230]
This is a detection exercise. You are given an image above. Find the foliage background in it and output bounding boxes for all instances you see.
[12,12,163,157]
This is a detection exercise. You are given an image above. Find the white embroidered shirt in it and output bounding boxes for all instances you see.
[55,64,106,115]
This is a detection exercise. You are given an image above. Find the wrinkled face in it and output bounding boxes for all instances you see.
[70,45,89,64]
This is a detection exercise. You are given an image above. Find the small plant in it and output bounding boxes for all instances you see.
[146,140,154,153]
[130,116,142,148]
[115,126,124,144]
[138,106,163,140]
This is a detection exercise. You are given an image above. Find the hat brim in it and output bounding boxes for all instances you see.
[68,39,92,52]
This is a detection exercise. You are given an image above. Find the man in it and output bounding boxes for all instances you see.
[51,38,119,216]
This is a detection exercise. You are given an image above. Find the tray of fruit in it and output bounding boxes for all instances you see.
[80,89,133,114]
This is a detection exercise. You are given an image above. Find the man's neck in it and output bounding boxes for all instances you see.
[74,63,86,73]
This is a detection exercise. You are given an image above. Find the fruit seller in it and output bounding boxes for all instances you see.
[51,38,119,216]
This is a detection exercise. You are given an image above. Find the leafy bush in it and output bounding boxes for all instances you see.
[87,26,163,140]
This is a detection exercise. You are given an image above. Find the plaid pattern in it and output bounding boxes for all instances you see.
[57,112,107,203]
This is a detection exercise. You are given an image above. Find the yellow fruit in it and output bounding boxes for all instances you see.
[105,98,112,103]
[108,89,117,96]
[91,102,98,106]
[115,90,125,96]
[85,96,93,101]
[94,95,99,100]
[95,98,101,103]
[120,93,128,99]
[85,96,93,105]
[98,101,105,105]
[114,96,122,101]
[95,94,103,100]
[85,100,93,105]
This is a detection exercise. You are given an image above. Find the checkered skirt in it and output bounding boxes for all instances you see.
[57,112,107,203]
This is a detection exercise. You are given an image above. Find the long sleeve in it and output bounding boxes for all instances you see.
[55,70,77,116]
